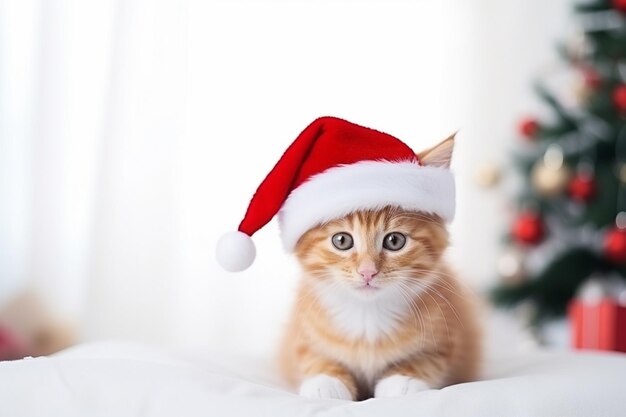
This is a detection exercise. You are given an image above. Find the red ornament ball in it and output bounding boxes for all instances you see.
[613,84,626,113]
[613,0,626,13]
[518,118,539,139]
[568,174,596,202]
[512,212,544,245]
[603,227,626,264]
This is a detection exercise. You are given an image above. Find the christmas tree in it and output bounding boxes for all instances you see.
[492,0,626,325]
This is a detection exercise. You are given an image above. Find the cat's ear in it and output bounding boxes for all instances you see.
[416,132,456,169]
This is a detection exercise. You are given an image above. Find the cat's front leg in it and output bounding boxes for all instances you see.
[374,374,430,398]
[297,353,357,400]
[299,374,354,400]
[374,353,448,398]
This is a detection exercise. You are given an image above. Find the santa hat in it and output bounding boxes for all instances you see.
[216,116,455,272]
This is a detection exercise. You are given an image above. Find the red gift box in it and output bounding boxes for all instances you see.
[569,296,626,353]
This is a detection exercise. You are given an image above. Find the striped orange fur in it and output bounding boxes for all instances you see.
[278,207,482,400]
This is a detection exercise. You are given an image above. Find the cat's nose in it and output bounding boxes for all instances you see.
[358,267,379,283]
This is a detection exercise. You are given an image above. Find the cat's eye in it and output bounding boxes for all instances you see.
[331,233,354,250]
[383,232,406,251]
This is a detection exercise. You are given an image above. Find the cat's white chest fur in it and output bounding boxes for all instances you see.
[316,284,408,343]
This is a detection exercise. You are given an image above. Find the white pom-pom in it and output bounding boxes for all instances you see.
[216,231,256,272]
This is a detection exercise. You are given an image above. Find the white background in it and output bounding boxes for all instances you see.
[0,0,570,354]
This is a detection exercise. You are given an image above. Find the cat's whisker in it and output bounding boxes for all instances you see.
[402,281,437,351]
[418,279,468,302]
[406,277,464,298]
[395,284,422,325]
[428,288,465,331]
[398,271,468,299]
[412,281,452,343]
[394,285,427,350]
[412,281,465,329]
[391,273,463,335]
[393,287,419,334]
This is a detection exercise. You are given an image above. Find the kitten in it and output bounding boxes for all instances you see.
[278,137,482,400]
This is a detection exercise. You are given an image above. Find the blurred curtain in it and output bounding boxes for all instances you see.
[0,0,187,344]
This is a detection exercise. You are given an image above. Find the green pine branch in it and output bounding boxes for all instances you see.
[492,248,601,322]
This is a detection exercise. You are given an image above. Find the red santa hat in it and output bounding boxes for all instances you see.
[216,116,455,272]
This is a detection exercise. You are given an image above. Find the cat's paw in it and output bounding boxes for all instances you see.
[374,375,430,398]
[298,374,353,400]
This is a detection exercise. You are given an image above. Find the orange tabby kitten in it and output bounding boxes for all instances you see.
[278,137,482,400]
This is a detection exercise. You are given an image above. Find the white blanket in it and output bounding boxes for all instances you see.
[1,342,625,417]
